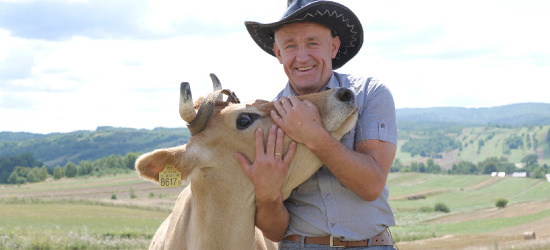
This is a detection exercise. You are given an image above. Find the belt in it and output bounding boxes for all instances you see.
[283,229,393,247]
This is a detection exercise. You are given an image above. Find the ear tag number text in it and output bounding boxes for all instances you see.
[159,164,182,187]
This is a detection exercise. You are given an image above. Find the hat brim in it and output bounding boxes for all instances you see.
[245,1,363,70]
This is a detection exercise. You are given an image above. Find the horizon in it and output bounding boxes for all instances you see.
[2,101,549,135]
[1,0,549,134]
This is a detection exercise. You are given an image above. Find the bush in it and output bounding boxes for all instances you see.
[129,188,137,199]
[495,198,508,208]
[434,202,450,213]
[111,193,117,200]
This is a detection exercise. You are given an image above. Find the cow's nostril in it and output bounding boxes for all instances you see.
[336,88,354,103]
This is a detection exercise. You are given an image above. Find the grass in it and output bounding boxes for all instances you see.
[0,199,169,249]
[388,173,550,246]
[2,172,550,249]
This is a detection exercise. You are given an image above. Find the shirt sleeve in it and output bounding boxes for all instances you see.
[354,78,398,146]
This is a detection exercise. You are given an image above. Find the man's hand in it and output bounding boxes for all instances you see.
[235,125,295,241]
[235,125,296,204]
[271,95,326,147]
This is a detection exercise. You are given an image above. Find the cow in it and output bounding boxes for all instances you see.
[135,74,358,250]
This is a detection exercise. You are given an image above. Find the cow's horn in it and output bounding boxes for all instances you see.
[182,74,241,136]
[179,82,197,123]
[210,73,222,91]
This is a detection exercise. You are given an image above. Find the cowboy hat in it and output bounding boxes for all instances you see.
[244,0,363,69]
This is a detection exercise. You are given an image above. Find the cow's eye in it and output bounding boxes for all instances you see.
[236,113,259,130]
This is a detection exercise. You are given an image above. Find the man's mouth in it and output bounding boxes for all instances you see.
[297,66,314,71]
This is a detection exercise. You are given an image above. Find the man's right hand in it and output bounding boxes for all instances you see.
[234,124,296,241]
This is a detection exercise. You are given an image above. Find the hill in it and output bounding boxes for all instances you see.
[0,102,549,171]
[0,126,190,168]
[396,102,550,130]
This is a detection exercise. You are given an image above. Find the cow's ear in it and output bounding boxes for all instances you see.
[135,145,194,183]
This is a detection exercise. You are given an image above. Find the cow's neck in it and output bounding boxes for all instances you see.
[190,171,257,249]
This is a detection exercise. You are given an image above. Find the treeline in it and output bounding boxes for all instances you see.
[392,154,550,178]
[3,152,141,185]
[0,126,188,168]
[400,132,462,158]
[0,153,44,183]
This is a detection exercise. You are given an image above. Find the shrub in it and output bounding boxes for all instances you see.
[111,193,117,200]
[129,188,137,199]
[434,202,450,213]
[496,198,508,208]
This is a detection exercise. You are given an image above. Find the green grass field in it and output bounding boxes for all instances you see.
[387,173,550,249]
[1,172,549,249]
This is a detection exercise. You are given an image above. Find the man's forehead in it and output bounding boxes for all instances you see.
[274,22,332,41]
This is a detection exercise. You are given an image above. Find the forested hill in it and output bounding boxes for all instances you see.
[396,103,550,130]
[1,102,549,169]
[0,126,189,168]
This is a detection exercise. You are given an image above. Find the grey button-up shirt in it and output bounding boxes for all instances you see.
[275,72,397,241]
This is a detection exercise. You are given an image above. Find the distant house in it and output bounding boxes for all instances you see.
[512,172,527,178]
[491,172,497,177]
[498,172,506,177]
[546,174,550,183]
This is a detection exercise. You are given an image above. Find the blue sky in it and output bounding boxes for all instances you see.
[1,0,549,133]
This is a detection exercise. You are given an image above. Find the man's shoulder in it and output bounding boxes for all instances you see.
[334,72,386,93]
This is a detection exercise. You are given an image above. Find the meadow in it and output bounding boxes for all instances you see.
[1,172,549,249]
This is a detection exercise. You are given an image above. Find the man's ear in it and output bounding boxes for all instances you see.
[273,42,284,64]
[135,145,194,183]
[331,36,341,59]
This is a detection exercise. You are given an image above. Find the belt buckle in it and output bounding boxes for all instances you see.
[329,235,344,248]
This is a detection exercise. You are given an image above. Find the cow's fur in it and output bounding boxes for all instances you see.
[136,86,358,250]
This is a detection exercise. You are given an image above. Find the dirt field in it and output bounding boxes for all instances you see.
[397,200,550,250]
[2,173,549,250]
[0,174,185,211]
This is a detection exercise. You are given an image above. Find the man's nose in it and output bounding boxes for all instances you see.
[295,46,310,62]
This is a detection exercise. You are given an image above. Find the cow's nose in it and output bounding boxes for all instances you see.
[336,88,354,103]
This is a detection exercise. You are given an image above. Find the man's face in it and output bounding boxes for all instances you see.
[273,22,340,95]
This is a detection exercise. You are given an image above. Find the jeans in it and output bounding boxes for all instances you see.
[278,240,397,250]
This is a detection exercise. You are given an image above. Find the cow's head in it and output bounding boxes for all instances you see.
[135,74,358,198]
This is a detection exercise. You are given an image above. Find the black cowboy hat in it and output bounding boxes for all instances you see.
[244,0,363,69]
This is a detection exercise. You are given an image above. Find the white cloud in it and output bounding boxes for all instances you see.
[1,0,549,133]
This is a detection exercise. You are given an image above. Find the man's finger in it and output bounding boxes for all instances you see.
[283,141,297,166]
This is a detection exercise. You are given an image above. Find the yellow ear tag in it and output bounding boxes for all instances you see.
[159,164,182,187]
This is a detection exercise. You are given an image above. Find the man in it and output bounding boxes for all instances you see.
[236,0,398,249]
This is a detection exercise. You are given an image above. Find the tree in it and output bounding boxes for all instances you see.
[123,152,140,169]
[53,165,63,179]
[8,171,18,184]
[481,161,498,174]
[434,202,450,213]
[65,161,77,178]
[521,154,538,168]
[37,166,49,180]
[426,158,442,174]
[77,160,93,176]
[0,153,43,184]
[495,198,508,208]
[451,160,478,175]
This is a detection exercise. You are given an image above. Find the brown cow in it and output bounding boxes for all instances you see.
[136,74,358,250]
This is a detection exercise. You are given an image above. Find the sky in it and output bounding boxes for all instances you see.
[1,0,549,134]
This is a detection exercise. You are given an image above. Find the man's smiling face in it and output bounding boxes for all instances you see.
[273,22,341,95]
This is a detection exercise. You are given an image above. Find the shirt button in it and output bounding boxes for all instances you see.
[330,222,335,227]
[324,193,330,197]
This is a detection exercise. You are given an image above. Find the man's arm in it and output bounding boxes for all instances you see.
[271,95,396,201]
[235,125,295,241]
